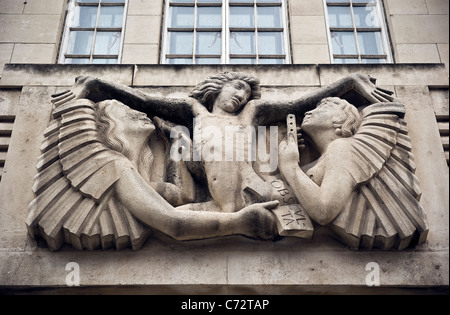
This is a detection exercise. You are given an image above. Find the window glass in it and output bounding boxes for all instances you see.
[258,32,284,54]
[167,58,193,64]
[230,58,256,64]
[331,31,357,55]
[327,6,352,28]
[98,6,123,28]
[94,31,121,55]
[257,6,282,28]
[196,58,222,64]
[73,6,97,28]
[230,32,255,54]
[259,58,284,64]
[164,0,289,64]
[196,32,222,55]
[168,32,194,54]
[353,6,379,28]
[230,7,254,28]
[357,31,383,55]
[170,6,195,28]
[67,31,94,54]
[197,7,222,28]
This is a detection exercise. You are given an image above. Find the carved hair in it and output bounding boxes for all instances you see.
[95,100,154,183]
[318,97,361,137]
[188,71,261,111]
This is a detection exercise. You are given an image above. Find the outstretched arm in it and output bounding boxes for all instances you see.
[52,76,196,127]
[114,161,278,241]
[254,73,398,125]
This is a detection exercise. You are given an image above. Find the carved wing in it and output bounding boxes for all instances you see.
[330,102,428,250]
[26,99,151,251]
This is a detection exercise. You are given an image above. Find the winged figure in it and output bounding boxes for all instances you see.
[278,98,428,250]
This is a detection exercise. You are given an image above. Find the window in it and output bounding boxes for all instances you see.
[324,0,392,64]
[59,0,127,64]
[162,0,290,64]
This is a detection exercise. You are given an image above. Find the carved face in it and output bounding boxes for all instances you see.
[301,101,342,133]
[106,101,156,135]
[213,80,252,114]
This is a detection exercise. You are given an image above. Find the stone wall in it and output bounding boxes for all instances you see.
[0,64,448,293]
[1,0,448,73]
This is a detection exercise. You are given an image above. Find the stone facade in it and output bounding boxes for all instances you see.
[0,64,448,293]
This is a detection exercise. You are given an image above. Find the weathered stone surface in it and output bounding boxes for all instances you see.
[0,65,447,293]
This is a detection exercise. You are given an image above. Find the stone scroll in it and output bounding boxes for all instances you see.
[25,72,428,251]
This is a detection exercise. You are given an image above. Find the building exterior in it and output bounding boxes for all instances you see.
[0,0,448,294]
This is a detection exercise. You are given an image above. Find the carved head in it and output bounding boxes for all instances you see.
[302,97,361,138]
[95,100,155,182]
[188,72,261,112]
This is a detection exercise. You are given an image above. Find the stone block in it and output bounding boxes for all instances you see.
[0,64,134,87]
[0,15,61,44]
[289,0,325,16]
[128,0,163,16]
[396,44,441,63]
[10,44,56,64]
[390,15,449,44]
[292,44,330,64]
[290,16,328,45]
[132,65,321,87]
[0,44,13,72]
[426,0,450,14]
[23,0,65,15]
[124,15,162,44]
[0,0,25,14]
[386,0,428,15]
[121,44,160,64]
[437,44,449,75]
[318,63,448,87]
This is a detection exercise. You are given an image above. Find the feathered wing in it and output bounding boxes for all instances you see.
[26,99,151,251]
[330,102,428,250]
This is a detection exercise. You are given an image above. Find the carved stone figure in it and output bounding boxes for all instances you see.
[26,71,428,251]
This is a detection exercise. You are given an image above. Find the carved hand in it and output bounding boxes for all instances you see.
[238,200,279,240]
[278,133,301,179]
[51,75,100,106]
[349,73,397,104]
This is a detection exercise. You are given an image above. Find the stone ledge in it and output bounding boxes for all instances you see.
[1,64,448,88]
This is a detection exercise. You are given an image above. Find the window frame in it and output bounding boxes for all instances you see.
[58,0,128,64]
[323,0,393,64]
[161,0,291,65]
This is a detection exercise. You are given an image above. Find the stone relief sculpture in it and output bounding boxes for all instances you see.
[26,71,428,251]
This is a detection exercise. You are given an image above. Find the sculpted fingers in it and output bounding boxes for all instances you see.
[51,91,75,106]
